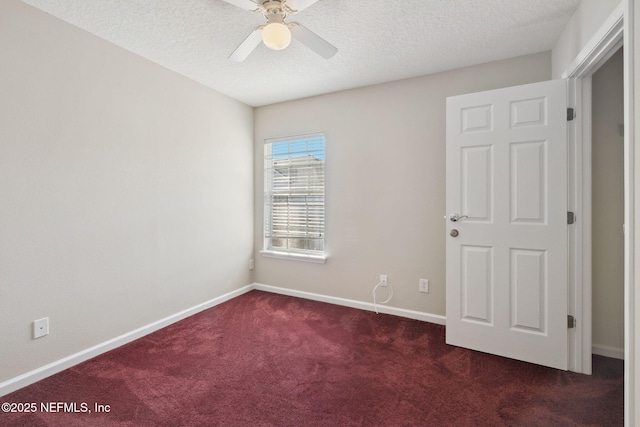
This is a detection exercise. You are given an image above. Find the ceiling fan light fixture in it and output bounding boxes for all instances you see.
[262,22,291,50]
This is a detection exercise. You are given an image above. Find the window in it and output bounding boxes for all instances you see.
[262,133,325,262]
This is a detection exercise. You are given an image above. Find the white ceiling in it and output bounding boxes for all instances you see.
[21,0,581,107]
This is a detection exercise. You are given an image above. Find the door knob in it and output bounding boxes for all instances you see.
[450,229,459,237]
[449,213,468,222]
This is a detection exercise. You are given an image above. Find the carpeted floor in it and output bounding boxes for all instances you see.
[1,290,624,426]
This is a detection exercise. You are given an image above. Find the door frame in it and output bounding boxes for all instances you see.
[561,0,634,421]
[563,0,624,375]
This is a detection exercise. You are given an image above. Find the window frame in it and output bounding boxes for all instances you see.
[261,132,327,264]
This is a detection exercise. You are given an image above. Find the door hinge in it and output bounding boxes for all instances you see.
[567,108,575,121]
[567,211,576,224]
[568,315,576,329]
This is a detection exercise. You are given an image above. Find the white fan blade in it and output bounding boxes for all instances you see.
[220,0,260,11]
[291,24,337,59]
[286,0,321,13]
[229,28,263,62]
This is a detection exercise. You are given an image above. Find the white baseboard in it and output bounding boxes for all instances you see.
[252,283,447,325]
[592,344,625,360]
[0,285,253,397]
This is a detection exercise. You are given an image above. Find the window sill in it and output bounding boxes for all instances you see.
[260,250,327,264]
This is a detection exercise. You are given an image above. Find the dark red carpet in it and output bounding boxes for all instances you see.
[2,290,623,426]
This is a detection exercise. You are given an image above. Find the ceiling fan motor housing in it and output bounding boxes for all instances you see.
[262,0,289,24]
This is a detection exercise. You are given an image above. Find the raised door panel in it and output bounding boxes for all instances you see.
[510,140,547,224]
[461,246,493,324]
[461,146,493,222]
[510,249,547,334]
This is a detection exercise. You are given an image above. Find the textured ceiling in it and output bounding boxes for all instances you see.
[21,0,581,107]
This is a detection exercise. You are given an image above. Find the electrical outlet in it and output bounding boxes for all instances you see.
[419,279,429,293]
[33,317,49,339]
[380,275,388,286]
[249,259,254,270]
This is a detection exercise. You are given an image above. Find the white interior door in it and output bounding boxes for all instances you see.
[445,79,568,370]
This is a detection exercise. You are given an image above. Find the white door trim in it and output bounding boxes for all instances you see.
[561,1,634,422]
[624,1,636,424]
[564,1,624,375]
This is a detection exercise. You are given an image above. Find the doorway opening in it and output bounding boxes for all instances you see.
[591,48,625,361]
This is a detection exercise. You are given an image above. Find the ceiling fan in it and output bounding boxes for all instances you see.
[222,0,338,62]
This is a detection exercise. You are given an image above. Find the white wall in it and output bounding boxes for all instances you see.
[552,0,623,78]
[254,52,551,316]
[591,48,625,354]
[0,0,253,384]
[633,0,640,422]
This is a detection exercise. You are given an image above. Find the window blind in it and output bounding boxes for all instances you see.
[264,133,325,254]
